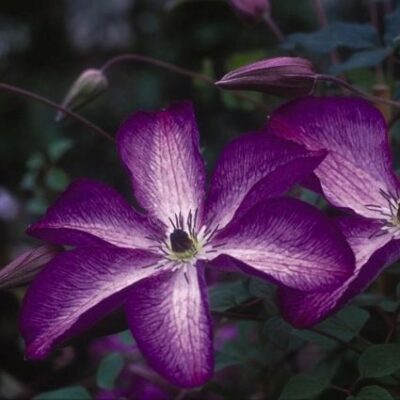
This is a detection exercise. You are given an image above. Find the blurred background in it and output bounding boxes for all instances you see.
[0,0,400,399]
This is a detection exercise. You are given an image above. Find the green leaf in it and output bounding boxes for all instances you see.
[209,280,251,312]
[118,330,134,345]
[26,153,45,170]
[329,48,390,75]
[279,374,329,400]
[282,22,379,54]
[96,352,124,390]
[351,385,393,400]
[20,171,39,190]
[34,385,91,400]
[358,344,400,378]
[293,306,369,349]
[215,343,244,371]
[248,278,275,298]
[385,5,400,45]
[379,299,399,313]
[226,50,267,72]
[47,139,73,161]
[299,188,323,207]
[248,278,278,315]
[279,360,339,399]
[319,306,370,342]
[45,168,69,191]
[215,321,261,371]
[220,91,262,111]
[26,193,49,215]
[263,317,292,347]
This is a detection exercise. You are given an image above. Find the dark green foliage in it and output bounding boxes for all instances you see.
[4,1,400,399]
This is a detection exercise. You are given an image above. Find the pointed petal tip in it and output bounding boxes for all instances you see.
[169,368,213,388]
[24,342,49,361]
[126,267,213,388]
[19,247,162,363]
[116,100,206,226]
[214,79,226,87]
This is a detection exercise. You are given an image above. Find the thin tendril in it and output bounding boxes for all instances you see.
[0,82,114,142]
[100,53,268,111]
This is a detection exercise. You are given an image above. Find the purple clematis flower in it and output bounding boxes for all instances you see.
[20,101,354,387]
[267,96,400,327]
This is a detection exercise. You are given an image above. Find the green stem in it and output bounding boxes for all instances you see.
[101,53,268,111]
[329,384,351,396]
[317,74,400,109]
[262,13,285,42]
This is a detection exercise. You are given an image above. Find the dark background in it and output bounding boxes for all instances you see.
[0,1,399,399]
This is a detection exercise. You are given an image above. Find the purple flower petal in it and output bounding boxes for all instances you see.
[126,263,213,388]
[117,102,206,227]
[27,179,161,249]
[210,197,354,291]
[268,97,400,218]
[279,216,400,327]
[20,247,162,359]
[204,133,325,229]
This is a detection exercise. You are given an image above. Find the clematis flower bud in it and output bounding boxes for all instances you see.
[56,68,108,121]
[229,0,270,21]
[216,57,317,97]
[0,244,63,289]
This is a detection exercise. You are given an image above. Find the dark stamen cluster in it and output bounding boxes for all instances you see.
[170,229,194,253]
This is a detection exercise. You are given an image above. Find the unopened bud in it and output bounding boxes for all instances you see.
[216,57,317,97]
[0,244,63,289]
[229,0,270,21]
[56,69,108,121]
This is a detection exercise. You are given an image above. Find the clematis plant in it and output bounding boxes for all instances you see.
[267,96,400,327]
[20,101,354,388]
[228,0,270,21]
[216,57,317,97]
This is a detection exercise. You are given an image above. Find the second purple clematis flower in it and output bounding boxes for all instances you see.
[20,102,354,388]
[267,96,400,328]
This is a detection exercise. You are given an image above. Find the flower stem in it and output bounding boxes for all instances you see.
[310,0,340,65]
[101,53,268,111]
[317,74,400,110]
[101,53,214,84]
[0,82,114,142]
[329,384,351,396]
[262,13,285,42]
[311,0,327,27]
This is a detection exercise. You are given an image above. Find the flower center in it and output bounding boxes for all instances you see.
[145,210,221,268]
[167,228,200,263]
[365,189,400,238]
[170,229,194,253]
